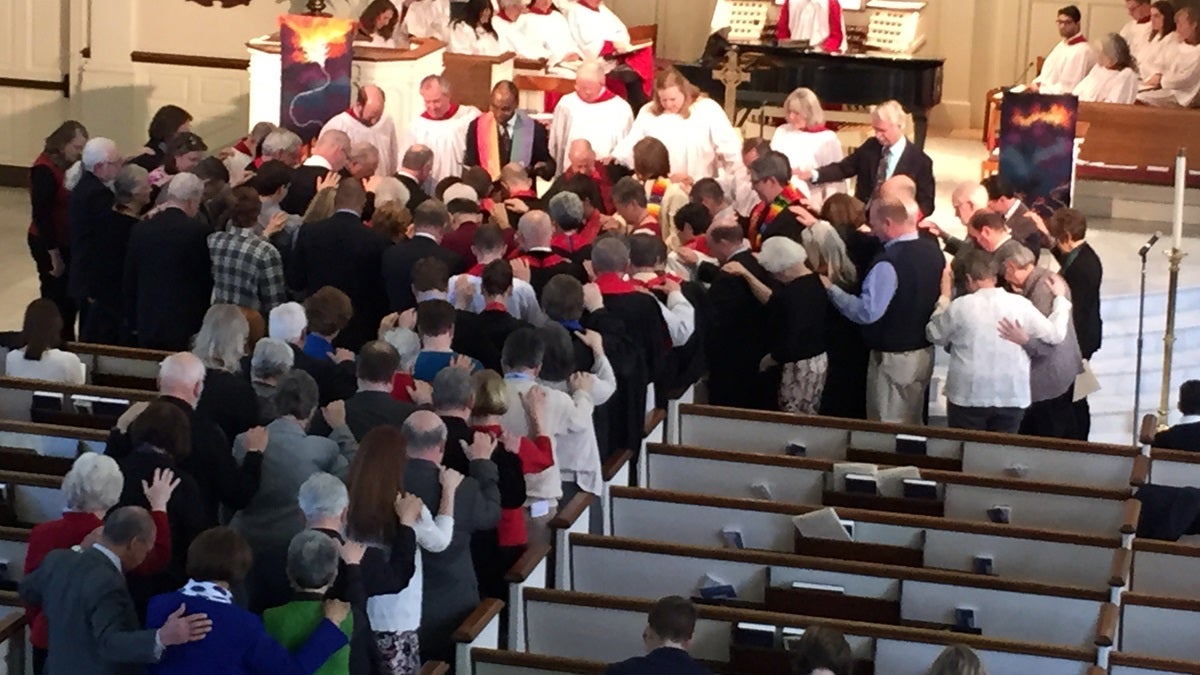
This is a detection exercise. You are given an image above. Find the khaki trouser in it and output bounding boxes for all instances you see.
[866,347,934,424]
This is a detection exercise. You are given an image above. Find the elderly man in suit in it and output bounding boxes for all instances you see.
[401,410,501,663]
[122,173,213,351]
[288,178,391,351]
[1154,381,1200,451]
[19,506,212,675]
[798,99,936,218]
[69,137,122,339]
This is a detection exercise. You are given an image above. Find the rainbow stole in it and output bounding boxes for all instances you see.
[749,184,805,249]
[646,177,670,220]
[476,111,535,179]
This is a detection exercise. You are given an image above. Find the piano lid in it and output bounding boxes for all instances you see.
[726,38,944,65]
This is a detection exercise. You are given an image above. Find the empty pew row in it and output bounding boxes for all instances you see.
[519,588,1103,675]
[1116,594,1200,666]
[608,487,1128,589]
[0,471,66,527]
[669,404,1146,491]
[0,419,108,459]
[63,342,170,390]
[1130,540,1200,601]
[1145,447,1200,491]
[563,533,1114,650]
[0,376,153,430]
[644,444,1141,537]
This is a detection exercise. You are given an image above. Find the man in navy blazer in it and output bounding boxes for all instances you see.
[798,99,936,218]
[606,596,712,675]
[1154,381,1200,452]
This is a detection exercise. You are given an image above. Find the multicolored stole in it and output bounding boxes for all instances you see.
[475,111,535,179]
[646,177,671,221]
[748,184,805,250]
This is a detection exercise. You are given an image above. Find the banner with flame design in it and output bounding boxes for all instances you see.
[280,14,355,145]
[999,93,1079,218]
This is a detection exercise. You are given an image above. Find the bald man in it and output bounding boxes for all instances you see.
[549,60,635,168]
[513,210,587,296]
[545,139,618,214]
[401,409,500,662]
[281,128,351,215]
[464,80,554,180]
[320,84,398,176]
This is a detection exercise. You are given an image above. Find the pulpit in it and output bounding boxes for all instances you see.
[246,36,445,143]
[441,51,517,111]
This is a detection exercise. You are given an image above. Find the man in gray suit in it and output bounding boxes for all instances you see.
[20,506,212,675]
[401,410,501,664]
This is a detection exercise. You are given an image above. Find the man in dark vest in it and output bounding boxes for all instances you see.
[821,196,944,424]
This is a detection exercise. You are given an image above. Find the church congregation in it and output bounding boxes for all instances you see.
[8,0,1200,674]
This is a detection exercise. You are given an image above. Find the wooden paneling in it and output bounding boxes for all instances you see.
[132,62,251,149]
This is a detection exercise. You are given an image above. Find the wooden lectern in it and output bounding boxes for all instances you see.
[246,36,446,143]
[441,51,517,111]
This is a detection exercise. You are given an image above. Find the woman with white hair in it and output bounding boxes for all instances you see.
[250,337,295,424]
[194,304,261,440]
[722,236,829,413]
[1074,33,1140,103]
[24,453,177,673]
[770,87,846,209]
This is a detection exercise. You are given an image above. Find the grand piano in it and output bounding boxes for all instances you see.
[676,6,944,149]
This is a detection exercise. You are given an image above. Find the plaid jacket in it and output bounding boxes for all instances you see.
[207,227,287,313]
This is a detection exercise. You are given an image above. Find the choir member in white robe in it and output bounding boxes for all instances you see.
[524,0,585,71]
[492,0,550,61]
[356,0,406,48]
[1139,2,1181,83]
[1138,6,1200,108]
[319,85,399,176]
[611,68,744,181]
[400,75,481,185]
[549,61,634,167]
[1119,0,1155,66]
[1032,6,1096,95]
[769,87,843,209]
[402,0,452,42]
[448,0,505,55]
[566,0,634,58]
[774,0,847,52]
[1073,34,1140,104]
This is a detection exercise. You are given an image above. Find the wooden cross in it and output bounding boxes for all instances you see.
[713,47,750,122]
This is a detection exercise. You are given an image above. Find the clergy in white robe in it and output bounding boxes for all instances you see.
[1119,0,1155,66]
[402,0,452,41]
[611,69,744,181]
[1032,8,1096,95]
[318,85,399,176]
[1137,7,1200,108]
[774,0,847,52]
[770,87,843,209]
[524,0,585,69]
[400,75,482,185]
[549,61,634,167]
[1073,34,1140,104]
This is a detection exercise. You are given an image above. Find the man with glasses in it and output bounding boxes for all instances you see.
[1031,5,1097,94]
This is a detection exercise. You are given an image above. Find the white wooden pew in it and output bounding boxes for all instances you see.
[1130,540,1200,601]
[1119,594,1200,663]
[1,472,66,525]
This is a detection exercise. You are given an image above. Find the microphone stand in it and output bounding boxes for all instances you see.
[1133,232,1161,445]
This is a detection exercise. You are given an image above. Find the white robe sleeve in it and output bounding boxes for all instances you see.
[589,353,618,406]
[611,105,652,168]
[449,23,478,54]
[700,99,745,174]
[659,291,696,346]
[1161,46,1200,107]
[549,102,572,168]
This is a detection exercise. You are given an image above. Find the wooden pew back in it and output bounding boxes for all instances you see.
[1119,594,1200,662]
[64,342,170,390]
[1131,540,1200,600]
[0,419,108,458]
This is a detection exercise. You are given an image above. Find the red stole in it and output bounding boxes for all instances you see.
[594,272,640,295]
[527,4,557,15]
[585,88,619,104]
[466,263,485,276]
[483,301,507,313]
[632,272,682,290]
[683,236,711,256]
[1066,34,1088,46]
[512,250,569,268]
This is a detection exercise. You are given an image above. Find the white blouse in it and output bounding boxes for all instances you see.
[1073,65,1140,104]
[5,348,85,385]
[612,97,744,180]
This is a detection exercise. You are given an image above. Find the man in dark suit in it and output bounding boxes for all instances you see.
[984,173,1049,259]
[288,178,390,352]
[1049,208,1103,440]
[402,410,501,663]
[20,506,212,675]
[312,340,416,439]
[382,200,465,312]
[69,138,121,338]
[799,99,936,218]
[701,225,779,410]
[606,596,712,675]
[279,129,350,216]
[123,173,212,351]
[1154,381,1200,451]
[396,144,434,212]
[463,81,554,180]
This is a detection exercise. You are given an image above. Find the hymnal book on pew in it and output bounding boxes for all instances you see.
[877,466,921,497]
[791,581,846,594]
[721,527,746,549]
[732,622,775,648]
[844,473,877,495]
[696,573,737,601]
[833,462,877,491]
[902,478,939,500]
[895,434,928,455]
[31,392,64,412]
[834,463,922,498]
[785,440,807,457]
[791,507,854,542]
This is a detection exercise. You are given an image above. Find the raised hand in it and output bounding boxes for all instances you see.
[142,468,181,512]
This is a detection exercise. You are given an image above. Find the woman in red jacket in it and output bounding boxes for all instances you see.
[29,121,87,341]
[23,452,178,675]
